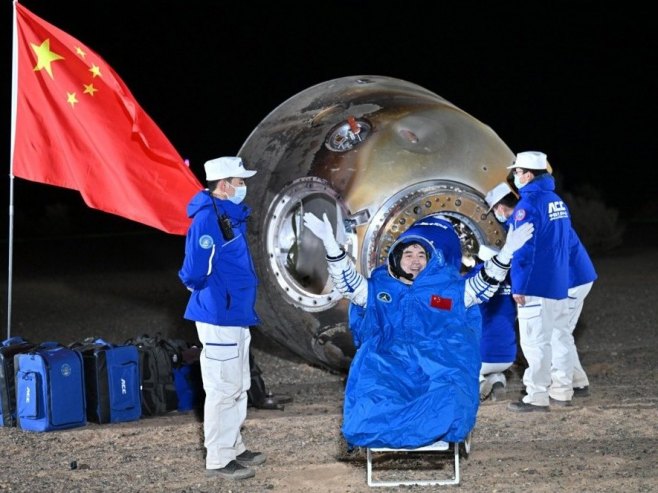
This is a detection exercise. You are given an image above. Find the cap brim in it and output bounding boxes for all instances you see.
[234,170,257,178]
[485,191,508,211]
[506,163,547,170]
[486,196,503,212]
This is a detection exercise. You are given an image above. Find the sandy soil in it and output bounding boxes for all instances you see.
[0,228,656,492]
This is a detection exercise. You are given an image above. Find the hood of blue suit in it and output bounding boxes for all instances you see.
[388,215,462,272]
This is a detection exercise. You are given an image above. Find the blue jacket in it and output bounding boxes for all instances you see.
[343,255,481,448]
[569,228,597,288]
[179,190,260,327]
[465,264,517,364]
[511,174,572,299]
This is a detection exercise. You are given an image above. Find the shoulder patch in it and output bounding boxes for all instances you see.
[199,234,214,249]
[377,291,392,303]
[514,209,526,221]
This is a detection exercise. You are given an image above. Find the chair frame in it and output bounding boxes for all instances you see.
[366,435,470,487]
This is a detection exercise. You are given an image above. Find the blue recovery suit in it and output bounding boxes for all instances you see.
[343,254,482,448]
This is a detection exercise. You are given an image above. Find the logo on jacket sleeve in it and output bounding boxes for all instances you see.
[199,235,214,249]
[514,209,526,221]
[377,291,392,303]
[430,294,453,310]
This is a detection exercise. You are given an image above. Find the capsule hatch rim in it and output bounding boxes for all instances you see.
[264,176,355,313]
[361,180,507,274]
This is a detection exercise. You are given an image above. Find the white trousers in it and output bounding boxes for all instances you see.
[480,361,514,388]
[517,296,571,405]
[196,322,251,469]
[480,361,513,397]
[552,282,593,391]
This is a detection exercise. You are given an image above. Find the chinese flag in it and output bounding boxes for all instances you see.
[11,3,202,235]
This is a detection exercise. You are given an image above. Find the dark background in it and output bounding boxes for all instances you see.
[1,1,656,237]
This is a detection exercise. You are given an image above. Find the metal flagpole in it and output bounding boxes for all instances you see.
[7,1,19,339]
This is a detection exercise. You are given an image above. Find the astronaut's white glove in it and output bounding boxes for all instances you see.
[303,212,343,257]
[496,222,534,265]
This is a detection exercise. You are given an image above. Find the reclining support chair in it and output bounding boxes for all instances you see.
[366,433,471,487]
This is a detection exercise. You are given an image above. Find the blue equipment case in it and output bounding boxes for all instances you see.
[0,336,36,426]
[71,339,141,424]
[173,362,204,412]
[14,342,87,432]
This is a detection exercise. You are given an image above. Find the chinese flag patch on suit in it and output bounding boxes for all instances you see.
[430,294,453,311]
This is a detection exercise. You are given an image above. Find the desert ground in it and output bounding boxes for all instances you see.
[0,222,656,492]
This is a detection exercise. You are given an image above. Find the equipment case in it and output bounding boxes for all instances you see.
[15,342,86,432]
[0,336,36,426]
[71,339,141,424]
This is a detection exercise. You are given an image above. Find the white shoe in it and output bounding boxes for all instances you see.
[479,380,493,401]
[491,382,506,401]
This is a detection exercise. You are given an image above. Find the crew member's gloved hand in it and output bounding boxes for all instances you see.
[496,222,534,265]
[303,212,343,257]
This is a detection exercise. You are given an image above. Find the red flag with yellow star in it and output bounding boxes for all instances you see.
[11,3,202,235]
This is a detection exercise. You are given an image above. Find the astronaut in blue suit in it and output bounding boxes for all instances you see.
[303,212,533,449]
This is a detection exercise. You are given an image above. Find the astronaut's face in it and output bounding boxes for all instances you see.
[400,244,428,279]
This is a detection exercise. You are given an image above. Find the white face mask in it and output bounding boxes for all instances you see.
[228,183,247,204]
[494,212,507,223]
[514,174,526,190]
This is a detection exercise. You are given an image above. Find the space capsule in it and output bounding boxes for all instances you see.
[239,75,513,371]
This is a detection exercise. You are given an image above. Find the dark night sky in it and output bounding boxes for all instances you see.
[2,1,656,235]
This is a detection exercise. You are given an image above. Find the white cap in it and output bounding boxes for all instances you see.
[477,245,500,261]
[506,151,548,170]
[204,156,257,181]
[485,182,514,211]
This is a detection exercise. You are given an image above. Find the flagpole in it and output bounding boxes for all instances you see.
[7,1,19,339]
